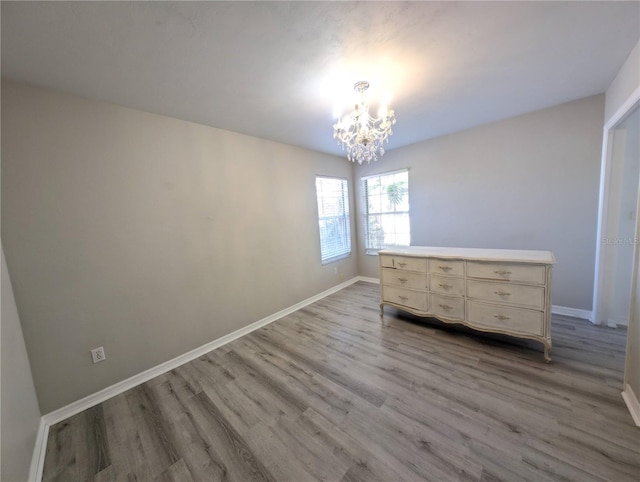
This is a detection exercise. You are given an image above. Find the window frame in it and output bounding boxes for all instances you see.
[362,168,410,255]
[315,175,352,265]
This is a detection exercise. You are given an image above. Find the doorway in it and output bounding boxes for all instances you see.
[595,106,640,327]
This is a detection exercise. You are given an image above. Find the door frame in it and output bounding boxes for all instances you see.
[592,86,640,325]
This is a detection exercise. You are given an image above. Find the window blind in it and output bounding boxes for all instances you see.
[315,177,352,264]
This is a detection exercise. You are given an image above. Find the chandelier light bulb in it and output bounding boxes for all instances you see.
[332,81,396,164]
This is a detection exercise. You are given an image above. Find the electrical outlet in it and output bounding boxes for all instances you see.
[91,346,106,364]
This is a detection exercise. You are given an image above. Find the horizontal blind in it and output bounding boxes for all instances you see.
[315,177,351,263]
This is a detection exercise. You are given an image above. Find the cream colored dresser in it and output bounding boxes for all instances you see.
[379,246,555,361]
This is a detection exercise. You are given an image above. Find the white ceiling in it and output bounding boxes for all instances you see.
[2,1,639,157]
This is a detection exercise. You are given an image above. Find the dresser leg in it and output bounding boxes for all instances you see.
[543,341,552,363]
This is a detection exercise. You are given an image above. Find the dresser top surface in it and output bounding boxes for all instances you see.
[378,246,555,264]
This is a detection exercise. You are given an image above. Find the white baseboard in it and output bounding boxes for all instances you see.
[621,384,640,427]
[43,276,365,426]
[551,305,593,321]
[33,276,367,480]
[28,418,48,482]
[29,276,599,480]
[358,276,379,284]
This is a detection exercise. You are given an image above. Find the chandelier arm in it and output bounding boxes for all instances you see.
[332,81,396,164]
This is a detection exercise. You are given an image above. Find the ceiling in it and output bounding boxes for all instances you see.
[2,1,639,157]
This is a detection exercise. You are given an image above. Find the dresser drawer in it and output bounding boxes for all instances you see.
[379,247,553,362]
[428,258,464,277]
[382,286,428,312]
[430,294,465,319]
[381,269,427,290]
[466,301,543,336]
[380,255,427,273]
[466,280,544,310]
[430,274,465,296]
[467,261,545,285]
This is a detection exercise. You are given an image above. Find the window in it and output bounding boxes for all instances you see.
[315,176,352,264]
[362,169,410,254]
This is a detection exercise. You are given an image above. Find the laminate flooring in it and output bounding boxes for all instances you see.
[42,281,640,481]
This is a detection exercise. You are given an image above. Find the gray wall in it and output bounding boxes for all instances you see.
[355,95,605,311]
[1,245,41,481]
[1,81,357,413]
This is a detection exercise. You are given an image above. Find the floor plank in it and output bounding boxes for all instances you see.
[42,281,640,481]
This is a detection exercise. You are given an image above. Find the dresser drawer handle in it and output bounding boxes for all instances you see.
[397,261,407,268]
[439,304,453,311]
[438,265,452,271]
[439,283,453,290]
[398,295,409,301]
[398,278,408,283]
[493,314,510,321]
[494,290,511,296]
[494,270,512,276]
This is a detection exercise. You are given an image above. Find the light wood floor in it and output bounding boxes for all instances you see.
[42,281,640,481]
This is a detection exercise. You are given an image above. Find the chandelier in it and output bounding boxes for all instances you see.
[333,81,396,164]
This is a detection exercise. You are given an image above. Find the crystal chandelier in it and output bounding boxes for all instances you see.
[333,81,396,164]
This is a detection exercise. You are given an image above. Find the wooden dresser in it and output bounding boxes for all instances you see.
[379,246,555,361]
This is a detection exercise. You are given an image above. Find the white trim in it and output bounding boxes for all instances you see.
[592,126,616,325]
[360,167,409,181]
[621,384,640,427]
[42,276,365,426]
[551,305,593,321]
[358,276,380,284]
[31,276,376,480]
[352,276,378,285]
[22,277,615,480]
[593,86,640,325]
[605,85,640,131]
[27,418,48,482]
